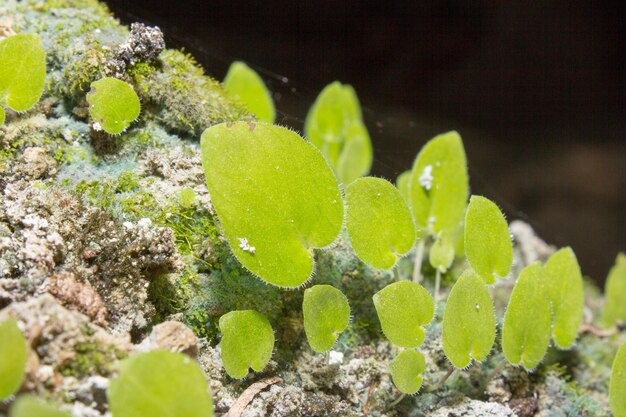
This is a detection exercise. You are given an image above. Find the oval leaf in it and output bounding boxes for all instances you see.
[611,342,626,417]
[304,81,372,184]
[223,61,275,123]
[0,319,28,400]
[373,281,434,348]
[109,350,213,417]
[602,253,626,328]
[429,234,455,273]
[346,177,416,269]
[303,285,350,352]
[390,350,426,394]
[442,269,496,368]
[201,121,343,287]
[9,396,70,417]
[502,262,552,370]
[544,247,584,349]
[0,33,46,114]
[464,195,513,284]
[87,77,141,135]
[219,310,274,379]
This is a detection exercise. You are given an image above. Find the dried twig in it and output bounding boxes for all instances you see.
[579,323,618,338]
[227,376,282,417]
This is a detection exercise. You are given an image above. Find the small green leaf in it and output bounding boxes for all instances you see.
[390,350,426,394]
[464,195,513,284]
[373,281,434,348]
[219,310,274,379]
[429,234,455,273]
[223,61,275,123]
[345,177,416,269]
[544,247,584,349]
[87,77,141,135]
[409,131,468,239]
[108,350,213,417]
[442,269,496,368]
[178,187,196,208]
[502,262,552,370]
[303,285,350,352]
[9,396,70,417]
[395,170,411,202]
[611,342,626,417]
[0,319,28,400]
[305,81,372,184]
[602,253,626,328]
[0,33,46,118]
[201,122,343,287]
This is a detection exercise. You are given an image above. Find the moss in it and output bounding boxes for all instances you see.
[59,340,127,378]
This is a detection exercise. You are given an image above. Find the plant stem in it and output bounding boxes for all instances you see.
[388,393,406,408]
[412,239,425,283]
[434,268,441,306]
[427,367,456,392]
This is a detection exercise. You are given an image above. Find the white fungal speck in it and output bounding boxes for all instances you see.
[92,122,102,131]
[328,350,344,365]
[475,304,480,311]
[419,165,434,190]
[238,238,256,254]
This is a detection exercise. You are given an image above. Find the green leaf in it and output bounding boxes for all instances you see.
[429,234,455,273]
[611,342,626,417]
[395,170,411,202]
[345,177,416,269]
[544,247,584,349]
[303,285,350,352]
[502,262,552,370]
[9,396,70,417]
[201,121,343,287]
[0,33,46,118]
[219,310,274,379]
[442,269,496,368]
[178,187,196,208]
[464,195,513,284]
[409,131,468,239]
[602,253,626,328]
[108,350,213,417]
[373,281,434,348]
[0,319,28,400]
[390,350,426,394]
[304,81,372,184]
[223,61,275,123]
[87,77,141,135]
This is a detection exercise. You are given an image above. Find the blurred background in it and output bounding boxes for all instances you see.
[104,0,625,284]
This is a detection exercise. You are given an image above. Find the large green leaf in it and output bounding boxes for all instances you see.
[442,269,496,368]
[303,285,350,352]
[0,319,28,399]
[409,131,468,239]
[304,81,372,184]
[9,396,70,417]
[201,121,343,287]
[544,247,584,348]
[219,310,274,379]
[611,342,626,417]
[0,33,46,119]
[223,61,275,123]
[602,253,626,328]
[464,195,513,284]
[373,281,434,348]
[87,77,141,135]
[390,349,426,394]
[345,177,416,269]
[108,350,213,417]
[502,262,552,370]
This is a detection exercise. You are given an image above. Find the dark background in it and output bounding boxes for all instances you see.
[105,0,625,284]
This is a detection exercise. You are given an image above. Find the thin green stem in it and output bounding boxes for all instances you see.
[434,268,441,305]
[412,239,426,283]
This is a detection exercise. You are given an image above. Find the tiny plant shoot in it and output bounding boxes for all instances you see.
[602,253,626,328]
[223,61,275,123]
[390,350,426,395]
[108,350,213,417]
[302,285,351,352]
[544,247,584,348]
[464,195,513,284]
[345,177,416,270]
[611,342,626,417]
[218,310,275,379]
[87,77,141,135]
[9,396,70,417]
[0,319,28,400]
[305,81,373,185]
[200,121,343,287]
[442,269,496,369]
[0,33,46,126]
[502,262,552,370]
[373,281,434,348]
[395,170,411,202]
